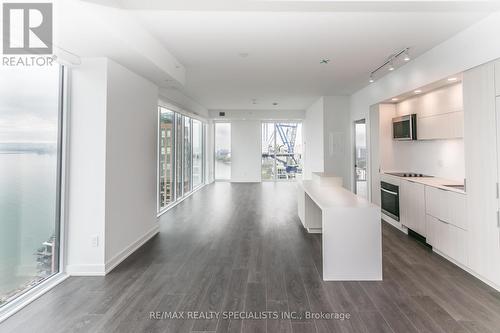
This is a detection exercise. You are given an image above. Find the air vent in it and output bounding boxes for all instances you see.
[219,112,225,117]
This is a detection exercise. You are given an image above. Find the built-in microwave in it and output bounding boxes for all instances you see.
[392,114,417,140]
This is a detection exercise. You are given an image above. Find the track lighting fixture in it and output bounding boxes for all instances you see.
[368,47,410,84]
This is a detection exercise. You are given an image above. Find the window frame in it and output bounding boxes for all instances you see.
[157,107,208,215]
[0,64,69,321]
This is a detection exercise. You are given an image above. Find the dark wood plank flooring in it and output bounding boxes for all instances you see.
[2,182,500,333]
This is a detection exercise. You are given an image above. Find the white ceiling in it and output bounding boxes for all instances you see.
[86,1,496,110]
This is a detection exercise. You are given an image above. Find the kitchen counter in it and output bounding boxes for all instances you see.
[381,172,466,194]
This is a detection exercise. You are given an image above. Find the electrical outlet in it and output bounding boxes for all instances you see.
[91,235,99,248]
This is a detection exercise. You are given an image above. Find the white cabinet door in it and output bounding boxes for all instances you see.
[495,61,500,96]
[425,186,467,230]
[401,181,426,236]
[494,96,500,286]
[464,62,498,284]
[417,112,464,140]
[426,214,468,265]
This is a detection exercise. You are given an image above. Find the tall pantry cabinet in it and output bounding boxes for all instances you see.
[463,60,500,288]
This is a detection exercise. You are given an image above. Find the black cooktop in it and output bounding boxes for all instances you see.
[386,172,433,178]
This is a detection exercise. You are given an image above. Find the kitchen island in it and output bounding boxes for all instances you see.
[297,177,382,281]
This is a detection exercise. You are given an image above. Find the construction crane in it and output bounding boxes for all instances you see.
[263,123,301,178]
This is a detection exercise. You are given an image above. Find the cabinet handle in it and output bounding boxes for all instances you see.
[381,188,398,196]
[438,218,450,225]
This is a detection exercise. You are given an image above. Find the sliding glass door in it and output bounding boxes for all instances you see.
[0,65,64,308]
[158,107,206,212]
[261,122,303,181]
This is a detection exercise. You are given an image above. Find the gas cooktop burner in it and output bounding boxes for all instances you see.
[386,172,433,178]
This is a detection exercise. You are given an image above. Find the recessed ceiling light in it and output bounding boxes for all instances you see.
[320,59,330,64]
[447,77,458,82]
[414,89,422,94]
[391,98,399,101]
[369,75,374,83]
[272,102,279,106]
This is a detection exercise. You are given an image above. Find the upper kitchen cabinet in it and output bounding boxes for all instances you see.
[495,60,500,96]
[463,61,500,287]
[396,83,464,140]
[417,111,464,140]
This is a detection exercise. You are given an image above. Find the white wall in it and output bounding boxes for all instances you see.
[209,109,304,120]
[324,96,351,187]
[104,60,159,268]
[303,97,324,179]
[375,84,466,181]
[66,57,159,275]
[350,12,500,194]
[231,120,262,182]
[67,58,107,274]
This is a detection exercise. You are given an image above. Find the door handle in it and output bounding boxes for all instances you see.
[381,188,398,196]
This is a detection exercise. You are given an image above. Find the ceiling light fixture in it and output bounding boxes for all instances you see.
[403,50,411,62]
[414,89,422,94]
[391,98,399,101]
[447,77,458,82]
[388,60,395,71]
[272,102,279,106]
[368,47,410,84]
[320,59,330,64]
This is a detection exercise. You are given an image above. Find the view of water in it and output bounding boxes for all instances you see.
[0,144,58,304]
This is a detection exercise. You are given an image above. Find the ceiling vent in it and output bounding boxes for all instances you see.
[219,112,226,117]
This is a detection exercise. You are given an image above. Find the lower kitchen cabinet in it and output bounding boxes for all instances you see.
[400,181,426,236]
[425,186,467,230]
[426,214,468,265]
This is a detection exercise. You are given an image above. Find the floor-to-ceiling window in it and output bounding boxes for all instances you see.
[261,122,303,181]
[192,120,203,188]
[183,117,192,193]
[214,122,231,180]
[175,113,184,199]
[0,64,64,308]
[159,109,175,208]
[158,107,206,212]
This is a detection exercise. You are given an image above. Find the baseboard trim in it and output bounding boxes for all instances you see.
[0,273,69,323]
[66,264,106,276]
[433,248,500,292]
[104,225,160,274]
[307,227,322,234]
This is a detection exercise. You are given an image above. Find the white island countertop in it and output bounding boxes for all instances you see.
[299,179,375,210]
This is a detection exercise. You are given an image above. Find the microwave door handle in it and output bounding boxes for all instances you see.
[381,188,398,196]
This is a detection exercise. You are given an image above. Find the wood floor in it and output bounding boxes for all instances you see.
[2,182,500,333]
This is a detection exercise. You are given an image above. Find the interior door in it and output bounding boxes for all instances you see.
[354,119,367,198]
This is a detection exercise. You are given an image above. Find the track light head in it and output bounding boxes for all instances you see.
[388,60,395,71]
[403,49,410,62]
